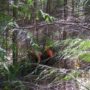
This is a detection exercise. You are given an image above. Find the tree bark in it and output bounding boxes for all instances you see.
[13,0,18,18]
[72,0,74,16]
[46,0,51,14]
[64,0,68,20]
[12,30,18,65]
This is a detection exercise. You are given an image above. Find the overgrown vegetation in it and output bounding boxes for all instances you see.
[0,0,90,90]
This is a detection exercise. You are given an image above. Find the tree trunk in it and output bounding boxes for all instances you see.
[72,0,74,16]
[46,0,51,14]
[12,30,18,65]
[13,0,18,18]
[64,0,68,20]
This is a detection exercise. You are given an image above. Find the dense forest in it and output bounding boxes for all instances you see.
[0,0,90,90]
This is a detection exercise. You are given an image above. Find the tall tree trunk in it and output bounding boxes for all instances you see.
[64,0,68,20]
[46,0,51,14]
[34,0,38,42]
[12,30,18,65]
[13,0,18,18]
[72,0,74,16]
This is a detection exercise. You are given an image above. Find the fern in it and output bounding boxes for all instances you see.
[56,38,90,63]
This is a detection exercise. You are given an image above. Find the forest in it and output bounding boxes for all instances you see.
[0,0,90,90]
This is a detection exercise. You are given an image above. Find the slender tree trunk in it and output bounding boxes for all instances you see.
[77,0,80,17]
[13,0,18,18]
[64,0,68,20]
[34,0,39,42]
[12,30,18,65]
[72,0,74,16]
[46,0,51,14]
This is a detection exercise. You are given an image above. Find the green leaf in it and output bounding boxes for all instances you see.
[38,10,54,23]
[79,40,90,50]
[3,63,9,73]
[27,0,34,6]
[63,75,72,81]
[79,52,90,62]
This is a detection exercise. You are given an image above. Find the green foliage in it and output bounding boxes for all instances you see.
[27,0,34,6]
[79,53,90,62]
[83,0,90,7]
[84,0,90,15]
[18,4,31,20]
[12,0,55,22]
[3,80,25,90]
[0,13,12,32]
[63,70,80,81]
[0,47,7,74]
[43,37,55,48]
[0,61,33,90]
[1,1,90,89]
[38,10,55,23]
[56,38,90,63]
[79,40,90,50]
[0,47,6,61]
